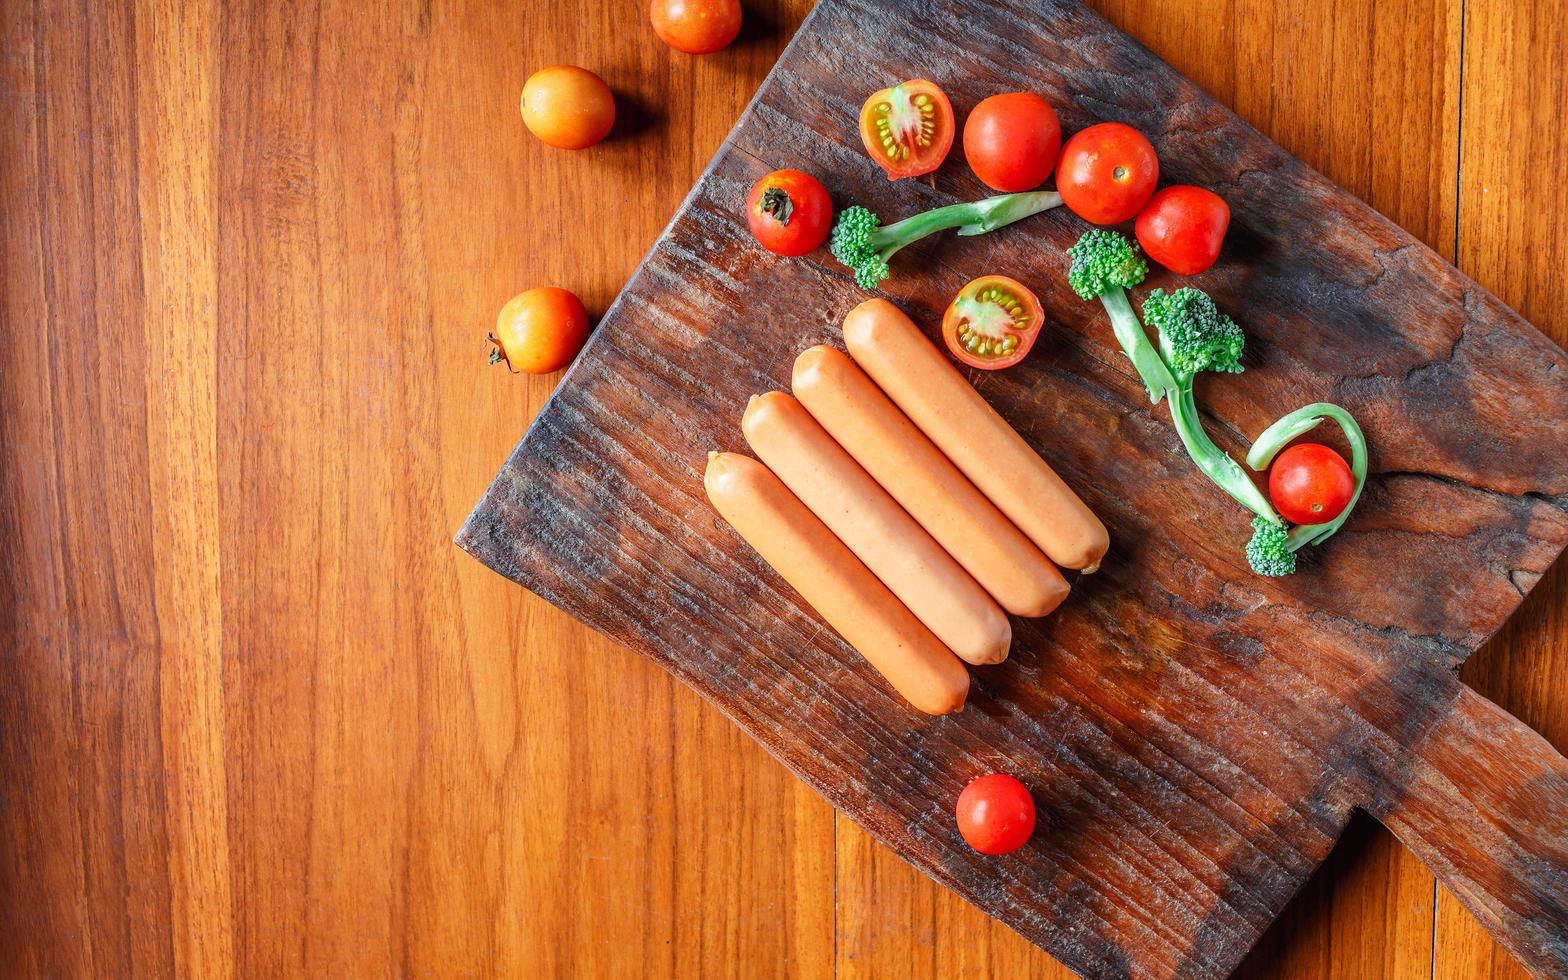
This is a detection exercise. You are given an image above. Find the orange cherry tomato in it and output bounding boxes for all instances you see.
[747,170,833,256]
[858,80,954,181]
[489,287,590,374]
[956,774,1036,855]
[650,0,741,55]
[941,276,1044,370]
[520,66,615,150]
[1135,185,1230,276]
[1268,443,1355,526]
[1056,122,1159,225]
[963,92,1061,192]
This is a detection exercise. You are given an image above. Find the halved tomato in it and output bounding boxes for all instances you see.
[859,80,954,180]
[942,276,1044,370]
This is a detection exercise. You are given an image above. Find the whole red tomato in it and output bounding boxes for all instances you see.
[746,170,833,256]
[1056,122,1159,225]
[1135,185,1230,275]
[650,0,741,55]
[1269,443,1355,525]
[962,92,1061,192]
[955,774,1036,855]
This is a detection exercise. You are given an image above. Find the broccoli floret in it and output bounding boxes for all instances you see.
[1143,287,1244,378]
[1066,228,1149,299]
[828,190,1063,290]
[827,207,889,290]
[1063,230,1174,404]
[829,206,878,266]
[1246,517,1297,577]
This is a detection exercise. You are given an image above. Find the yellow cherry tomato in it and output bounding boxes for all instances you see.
[489,288,590,374]
[520,66,615,150]
[650,0,741,54]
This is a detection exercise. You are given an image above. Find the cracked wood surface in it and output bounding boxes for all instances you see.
[459,0,1568,975]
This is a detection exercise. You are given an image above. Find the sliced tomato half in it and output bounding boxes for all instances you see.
[942,275,1044,370]
[858,80,954,180]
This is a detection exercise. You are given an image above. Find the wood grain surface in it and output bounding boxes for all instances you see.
[0,1,1563,978]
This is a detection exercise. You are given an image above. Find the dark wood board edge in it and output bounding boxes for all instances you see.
[454,0,1568,974]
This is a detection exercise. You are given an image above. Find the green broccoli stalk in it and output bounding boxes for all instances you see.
[1247,403,1369,552]
[1065,230,1177,404]
[1142,288,1372,576]
[830,190,1062,291]
[1141,287,1295,575]
[1143,288,1272,516]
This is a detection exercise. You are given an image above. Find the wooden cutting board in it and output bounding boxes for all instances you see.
[457,0,1568,974]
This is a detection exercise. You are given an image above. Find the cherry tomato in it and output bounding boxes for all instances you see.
[747,170,833,256]
[1268,443,1355,525]
[1056,122,1159,225]
[942,276,1044,370]
[956,774,1036,855]
[859,80,954,181]
[1135,186,1230,276]
[520,66,615,150]
[489,287,590,374]
[650,0,741,55]
[962,92,1061,192]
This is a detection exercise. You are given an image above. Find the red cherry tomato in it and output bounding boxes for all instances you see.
[1135,185,1230,276]
[962,92,1061,192]
[649,0,741,54]
[942,275,1044,370]
[1056,122,1159,225]
[955,774,1036,855]
[1268,443,1355,525]
[746,170,833,256]
[859,80,954,181]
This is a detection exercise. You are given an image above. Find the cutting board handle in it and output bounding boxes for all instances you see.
[1372,684,1568,975]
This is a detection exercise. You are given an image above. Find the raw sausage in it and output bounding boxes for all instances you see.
[742,391,1012,665]
[703,451,970,714]
[844,298,1109,572]
[791,346,1068,617]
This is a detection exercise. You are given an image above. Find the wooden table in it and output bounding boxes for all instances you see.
[2,0,1562,976]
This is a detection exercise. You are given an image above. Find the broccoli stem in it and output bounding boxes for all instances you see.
[1100,288,1178,404]
[955,190,1063,236]
[1246,403,1369,551]
[870,190,1062,263]
[1166,381,1282,522]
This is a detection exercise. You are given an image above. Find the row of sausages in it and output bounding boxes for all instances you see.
[705,299,1108,714]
